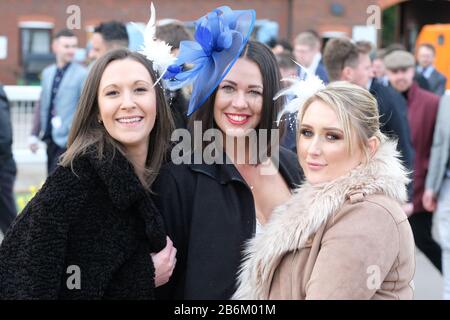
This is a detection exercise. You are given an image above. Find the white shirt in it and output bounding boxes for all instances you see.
[446,169,450,178]
[416,65,435,79]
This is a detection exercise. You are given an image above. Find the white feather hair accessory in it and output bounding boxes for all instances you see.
[135,2,177,86]
[274,61,326,125]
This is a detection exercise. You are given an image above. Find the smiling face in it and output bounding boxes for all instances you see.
[97,58,157,154]
[297,99,364,185]
[213,58,263,138]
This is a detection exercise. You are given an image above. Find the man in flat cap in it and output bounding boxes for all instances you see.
[385,49,442,274]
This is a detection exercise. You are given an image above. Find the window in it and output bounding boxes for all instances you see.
[18,21,54,84]
[21,29,51,57]
[19,21,53,64]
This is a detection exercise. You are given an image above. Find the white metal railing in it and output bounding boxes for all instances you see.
[5,85,450,163]
[4,85,46,163]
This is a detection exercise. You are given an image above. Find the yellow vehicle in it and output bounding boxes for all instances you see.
[416,24,450,90]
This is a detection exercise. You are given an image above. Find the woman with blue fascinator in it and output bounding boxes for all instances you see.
[153,6,303,299]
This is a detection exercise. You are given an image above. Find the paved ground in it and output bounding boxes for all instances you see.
[414,249,443,299]
[3,153,445,300]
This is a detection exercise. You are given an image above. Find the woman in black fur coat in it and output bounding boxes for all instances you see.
[0,49,176,299]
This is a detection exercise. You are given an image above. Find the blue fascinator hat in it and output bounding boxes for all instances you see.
[163,6,256,116]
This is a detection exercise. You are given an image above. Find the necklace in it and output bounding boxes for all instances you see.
[236,164,257,191]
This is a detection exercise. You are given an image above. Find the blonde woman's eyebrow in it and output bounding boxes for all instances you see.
[300,124,344,133]
[323,127,344,133]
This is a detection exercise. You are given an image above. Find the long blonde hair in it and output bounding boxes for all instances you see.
[298,81,385,159]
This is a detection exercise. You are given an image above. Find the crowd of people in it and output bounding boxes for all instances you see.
[0,3,449,300]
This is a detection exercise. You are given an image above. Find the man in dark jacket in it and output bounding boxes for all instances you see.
[416,43,447,96]
[323,39,415,203]
[0,84,17,237]
[385,49,442,273]
[369,79,415,183]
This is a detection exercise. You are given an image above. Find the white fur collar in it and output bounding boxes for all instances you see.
[232,140,409,299]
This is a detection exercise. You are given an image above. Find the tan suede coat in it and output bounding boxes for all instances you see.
[233,141,416,300]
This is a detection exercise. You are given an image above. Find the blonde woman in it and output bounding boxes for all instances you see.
[233,81,416,300]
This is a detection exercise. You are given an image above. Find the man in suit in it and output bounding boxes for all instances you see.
[0,84,17,238]
[33,29,87,175]
[416,43,447,96]
[323,38,415,211]
[293,31,329,83]
[385,49,442,273]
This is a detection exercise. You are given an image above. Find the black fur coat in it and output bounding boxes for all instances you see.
[0,148,166,299]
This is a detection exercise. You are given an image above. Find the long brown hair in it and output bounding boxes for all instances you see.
[60,49,174,189]
[188,41,285,161]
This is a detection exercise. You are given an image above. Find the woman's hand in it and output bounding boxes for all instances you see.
[422,189,437,212]
[151,236,177,287]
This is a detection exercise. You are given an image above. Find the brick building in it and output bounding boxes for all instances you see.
[0,0,449,84]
